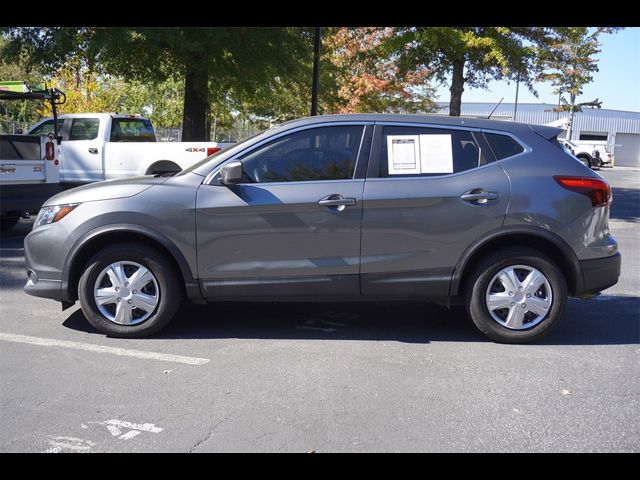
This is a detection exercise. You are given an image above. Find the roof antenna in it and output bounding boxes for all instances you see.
[487,97,504,119]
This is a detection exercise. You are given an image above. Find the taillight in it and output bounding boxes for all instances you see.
[45,139,55,160]
[554,176,612,207]
[207,147,221,156]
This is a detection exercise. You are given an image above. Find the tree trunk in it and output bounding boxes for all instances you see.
[567,92,577,140]
[181,63,209,141]
[449,58,465,117]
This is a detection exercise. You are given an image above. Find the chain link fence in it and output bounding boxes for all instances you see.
[2,120,264,143]
[155,126,264,143]
[0,120,30,134]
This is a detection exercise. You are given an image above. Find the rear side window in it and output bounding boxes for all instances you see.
[380,126,486,177]
[110,118,156,142]
[29,119,64,136]
[69,118,100,141]
[485,133,524,160]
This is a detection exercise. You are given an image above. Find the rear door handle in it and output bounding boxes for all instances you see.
[460,190,500,204]
[318,194,357,210]
[88,148,99,154]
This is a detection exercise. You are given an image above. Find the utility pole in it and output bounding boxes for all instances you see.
[557,90,562,120]
[513,72,520,122]
[310,27,322,116]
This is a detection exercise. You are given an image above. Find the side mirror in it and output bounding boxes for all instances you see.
[220,160,243,186]
[15,128,23,134]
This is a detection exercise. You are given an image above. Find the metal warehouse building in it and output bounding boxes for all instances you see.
[435,102,640,167]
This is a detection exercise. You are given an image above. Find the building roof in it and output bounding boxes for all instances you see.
[433,102,640,135]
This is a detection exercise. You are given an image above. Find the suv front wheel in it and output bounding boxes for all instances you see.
[465,247,568,343]
[78,242,181,337]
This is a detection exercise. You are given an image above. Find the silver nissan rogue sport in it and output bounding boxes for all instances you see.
[23,114,621,343]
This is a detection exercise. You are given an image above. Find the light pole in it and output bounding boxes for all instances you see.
[513,72,520,122]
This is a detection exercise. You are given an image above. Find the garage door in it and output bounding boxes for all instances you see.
[614,133,640,167]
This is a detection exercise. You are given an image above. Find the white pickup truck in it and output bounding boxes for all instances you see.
[1,83,63,230]
[558,139,612,168]
[0,133,61,230]
[27,113,232,184]
[560,138,611,167]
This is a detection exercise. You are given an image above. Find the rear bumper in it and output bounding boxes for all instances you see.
[579,252,621,295]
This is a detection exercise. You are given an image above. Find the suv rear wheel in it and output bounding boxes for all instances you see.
[465,247,567,343]
[78,242,181,337]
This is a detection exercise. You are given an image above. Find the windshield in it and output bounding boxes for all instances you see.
[176,129,267,176]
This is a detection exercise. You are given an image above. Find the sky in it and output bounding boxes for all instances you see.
[434,28,640,112]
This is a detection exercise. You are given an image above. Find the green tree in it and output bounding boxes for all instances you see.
[0,27,312,140]
[382,27,555,116]
[0,37,45,131]
[537,27,619,139]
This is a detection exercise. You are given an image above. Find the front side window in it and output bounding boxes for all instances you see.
[238,125,364,183]
[69,118,100,141]
[29,119,64,136]
[380,126,486,177]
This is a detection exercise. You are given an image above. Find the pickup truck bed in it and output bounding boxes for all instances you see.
[1,134,61,218]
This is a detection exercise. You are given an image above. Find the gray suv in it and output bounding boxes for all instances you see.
[23,114,621,343]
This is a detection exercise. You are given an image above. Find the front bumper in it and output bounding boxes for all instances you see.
[23,224,66,302]
[24,269,64,301]
[579,252,621,295]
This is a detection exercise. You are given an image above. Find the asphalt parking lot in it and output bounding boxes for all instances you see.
[1,167,638,453]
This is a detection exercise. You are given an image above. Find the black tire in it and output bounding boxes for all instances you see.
[78,242,181,337]
[464,247,567,344]
[0,216,20,232]
[577,155,592,169]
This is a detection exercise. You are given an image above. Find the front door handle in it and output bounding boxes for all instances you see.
[88,148,99,154]
[318,194,357,210]
[460,190,500,204]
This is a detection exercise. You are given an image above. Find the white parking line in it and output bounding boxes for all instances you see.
[0,332,209,365]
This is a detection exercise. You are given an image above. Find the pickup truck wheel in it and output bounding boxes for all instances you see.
[78,242,181,338]
[146,161,181,175]
[576,155,592,168]
[465,247,567,344]
[0,216,20,231]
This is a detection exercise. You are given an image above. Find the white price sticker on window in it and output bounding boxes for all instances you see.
[419,134,453,173]
[387,134,454,175]
[387,135,420,175]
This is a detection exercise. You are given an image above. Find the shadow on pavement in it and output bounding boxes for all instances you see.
[0,219,33,290]
[610,186,640,222]
[62,294,640,346]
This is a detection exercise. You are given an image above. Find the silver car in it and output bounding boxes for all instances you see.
[23,114,621,343]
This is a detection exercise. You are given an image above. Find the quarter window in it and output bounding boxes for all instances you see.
[484,133,524,160]
[69,118,100,141]
[380,126,486,177]
[238,125,364,183]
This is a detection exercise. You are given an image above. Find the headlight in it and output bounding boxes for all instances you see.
[34,204,79,228]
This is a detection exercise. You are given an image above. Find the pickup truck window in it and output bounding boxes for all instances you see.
[29,119,64,136]
[69,118,100,141]
[110,118,156,142]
